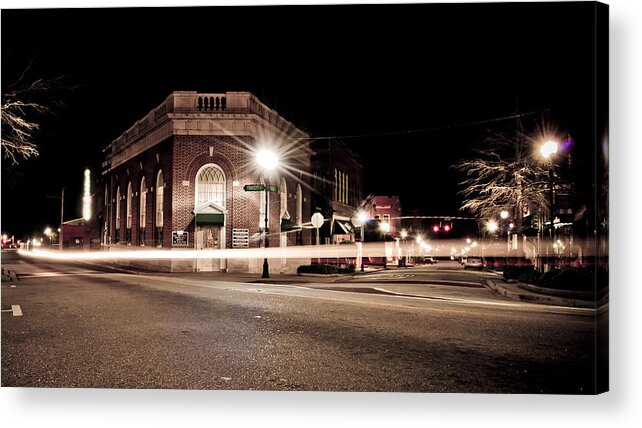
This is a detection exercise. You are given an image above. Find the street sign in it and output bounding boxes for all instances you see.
[172,231,189,247]
[244,184,265,191]
[311,212,324,228]
[267,185,279,193]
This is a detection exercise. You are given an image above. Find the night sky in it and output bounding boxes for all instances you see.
[1,3,601,238]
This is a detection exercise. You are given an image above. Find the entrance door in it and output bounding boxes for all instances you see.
[196,225,221,271]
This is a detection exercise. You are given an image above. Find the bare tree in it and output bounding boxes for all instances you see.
[1,57,66,164]
[454,129,550,235]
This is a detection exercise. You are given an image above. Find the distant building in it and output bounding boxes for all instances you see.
[362,195,402,238]
[102,91,313,273]
[310,139,363,244]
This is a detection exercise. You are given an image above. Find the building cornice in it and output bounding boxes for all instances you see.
[103,91,311,174]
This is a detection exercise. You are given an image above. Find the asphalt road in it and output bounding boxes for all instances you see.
[1,250,599,393]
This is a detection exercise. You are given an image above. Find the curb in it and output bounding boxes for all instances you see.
[483,279,596,308]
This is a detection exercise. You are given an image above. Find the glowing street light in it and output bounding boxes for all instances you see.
[540,141,559,160]
[500,210,509,220]
[486,220,498,234]
[44,227,53,247]
[380,222,390,268]
[256,148,279,278]
[354,210,368,272]
[540,140,559,241]
[256,149,279,171]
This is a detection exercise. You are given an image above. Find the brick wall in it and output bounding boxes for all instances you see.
[107,138,173,247]
[106,135,312,251]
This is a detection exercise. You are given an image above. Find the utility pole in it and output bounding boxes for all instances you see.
[60,187,64,251]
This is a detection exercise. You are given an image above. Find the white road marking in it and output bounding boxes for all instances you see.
[12,305,23,316]
[22,271,98,278]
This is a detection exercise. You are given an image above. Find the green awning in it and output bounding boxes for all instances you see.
[281,218,302,232]
[195,213,224,225]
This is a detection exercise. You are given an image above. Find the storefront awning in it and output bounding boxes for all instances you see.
[334,219,355,235]
[195,213,225,225]
[281,218,302,232]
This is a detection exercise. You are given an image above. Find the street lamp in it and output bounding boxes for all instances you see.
[380,222,390,268]
[540,140,558,239]
[500,210,510,264]
[354,210,368,272]
[485,220,498,234]
[256,149,279,278]
[400,229,408,267]
[44,227,53,247]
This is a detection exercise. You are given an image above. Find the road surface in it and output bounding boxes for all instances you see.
[2,250,600,393]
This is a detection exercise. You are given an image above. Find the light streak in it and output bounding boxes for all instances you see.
[17,238,601,262]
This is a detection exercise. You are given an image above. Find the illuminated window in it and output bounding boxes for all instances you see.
[126,182,133,229]
[196,164,225,207]
[383,214,390,224]
[139,176,147,229]
[296,184,302,225]
[280,177,288,218]
[156,170,164,228]
[115,186,121,230]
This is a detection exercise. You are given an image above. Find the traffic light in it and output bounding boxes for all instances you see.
[431,222,453,234]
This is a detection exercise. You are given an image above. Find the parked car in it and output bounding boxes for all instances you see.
[463,257,483,270]
[423,256,438,265]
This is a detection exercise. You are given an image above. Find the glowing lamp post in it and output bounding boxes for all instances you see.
[399,229,408,267]
[540,141,558,239]
[354,211,368,272]
[256,149,278,279]
[380,222,390,268]
[44,227,53,247]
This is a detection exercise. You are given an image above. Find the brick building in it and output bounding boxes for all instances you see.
[102,91,313,273]
[362,195,402,238]
[310,139,363,244]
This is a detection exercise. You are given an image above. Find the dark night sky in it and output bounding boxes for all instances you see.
[1,3,600,238]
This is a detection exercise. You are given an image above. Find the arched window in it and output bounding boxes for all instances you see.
[115,186,121,230]
[126,182,133,230]
[280,177,288,218]
[156,170,164,228]
[296,184,303,225]
[140,176,147,228]
[139,176,147,246]
[196,164,225,207]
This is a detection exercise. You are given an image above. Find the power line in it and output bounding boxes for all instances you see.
[299,109,549,141]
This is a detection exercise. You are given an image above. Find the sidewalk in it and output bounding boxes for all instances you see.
[483,279,600,309]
